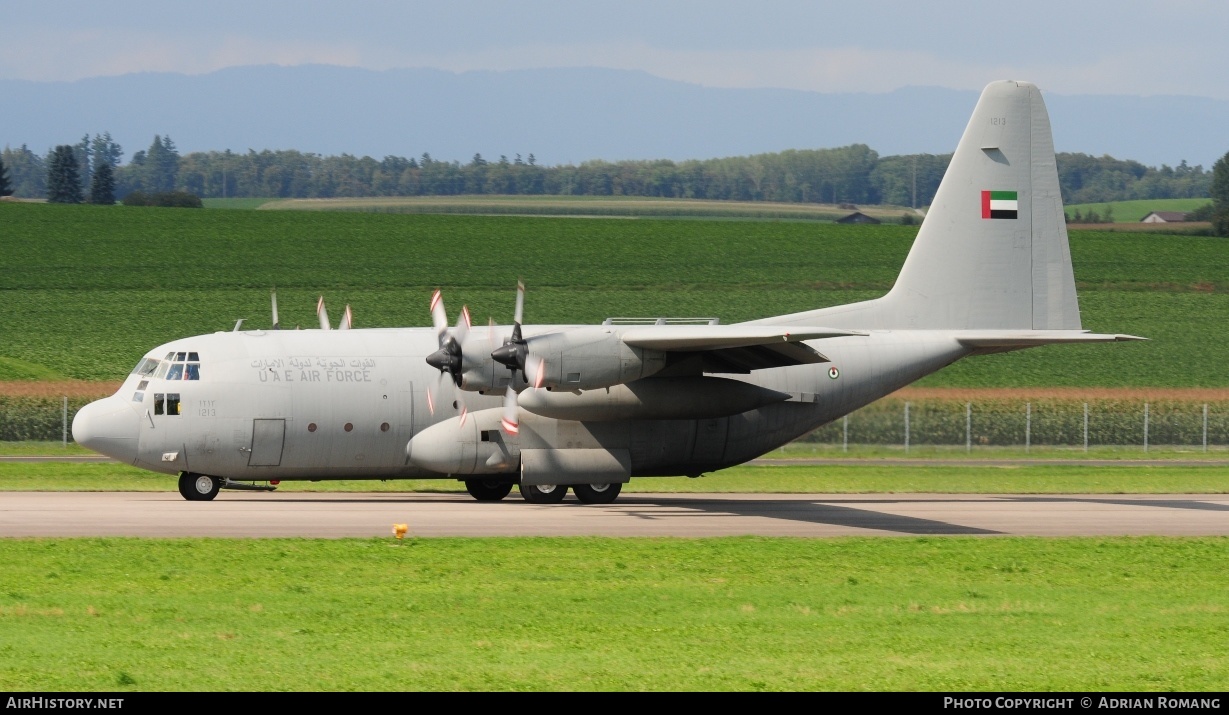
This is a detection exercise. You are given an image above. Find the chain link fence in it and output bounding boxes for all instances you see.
[801,399,1229,452]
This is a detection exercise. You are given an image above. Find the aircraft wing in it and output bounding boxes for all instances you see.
[621,325,865,373]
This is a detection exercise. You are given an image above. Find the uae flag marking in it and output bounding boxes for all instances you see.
[981,190,1018,219]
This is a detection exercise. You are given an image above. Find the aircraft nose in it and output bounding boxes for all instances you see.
[72,397,140,464]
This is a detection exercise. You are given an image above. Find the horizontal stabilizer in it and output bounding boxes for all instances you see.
[956,331,1147,349]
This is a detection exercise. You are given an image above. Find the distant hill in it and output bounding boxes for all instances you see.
[2,65,1226,168]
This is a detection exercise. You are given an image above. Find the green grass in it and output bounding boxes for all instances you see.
[1,203,1226,385]
[1066,198,1212,223]
[0,357,66,381]
[1,537,1226,690]
[0,441,94,456]
[4,461,1228,494]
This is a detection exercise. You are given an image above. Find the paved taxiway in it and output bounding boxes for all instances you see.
[3,492,1227,537]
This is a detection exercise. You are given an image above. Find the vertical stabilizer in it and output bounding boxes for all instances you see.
[882,80,1080,330]
[759,81,1082,331]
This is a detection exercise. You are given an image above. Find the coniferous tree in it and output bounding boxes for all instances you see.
[46,145,83,203]
[75,134,92,196]
[143,135,180,193]
[1211,151,1229,237]
[0,156,12,197]
[89,161,116,204]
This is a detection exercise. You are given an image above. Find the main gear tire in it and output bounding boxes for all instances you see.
[572,482,623,504]
[518,483,568,504]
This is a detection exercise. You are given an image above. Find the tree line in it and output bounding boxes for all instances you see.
[0,134,1221,211]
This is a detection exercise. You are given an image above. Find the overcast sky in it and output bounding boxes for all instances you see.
[6,1,1229,99]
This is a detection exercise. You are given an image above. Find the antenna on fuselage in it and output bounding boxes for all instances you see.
[233,318,245,332]
[271,290,280,330]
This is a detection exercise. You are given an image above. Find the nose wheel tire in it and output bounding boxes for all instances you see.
[518,483,568,504]
[178,473,220,501]
[465,479,514,501]
[572,482,623,504]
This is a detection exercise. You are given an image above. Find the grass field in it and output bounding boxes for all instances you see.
[1,203,1226,386]
[2,536,1225,691]
[1065,198,1212,224]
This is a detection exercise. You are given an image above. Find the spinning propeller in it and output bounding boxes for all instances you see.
[490,281,545,389]
[489,281,547,435]
[424,290,472,425]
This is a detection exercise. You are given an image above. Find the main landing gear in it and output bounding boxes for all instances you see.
[178,472,220,501]
[464,479,514,502]
[512,482,623,504]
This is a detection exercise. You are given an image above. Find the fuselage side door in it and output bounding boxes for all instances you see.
[248,418,286,466]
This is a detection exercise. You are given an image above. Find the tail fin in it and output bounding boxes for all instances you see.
[763,81,1081,331]
[881,80,1079,330]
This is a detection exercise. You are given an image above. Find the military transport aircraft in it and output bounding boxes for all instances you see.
[72,80,1141,504]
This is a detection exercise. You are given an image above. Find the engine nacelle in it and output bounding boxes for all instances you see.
[526,328,667,391]
[518,376,790,421]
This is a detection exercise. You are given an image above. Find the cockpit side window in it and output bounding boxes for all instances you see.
[131,358,160,377]
[166,364,184,381]
[185,363,200,380]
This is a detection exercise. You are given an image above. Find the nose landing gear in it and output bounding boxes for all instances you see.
[178,472,220,501]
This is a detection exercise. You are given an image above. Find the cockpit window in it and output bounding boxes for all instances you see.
[156,351,203,380]
[131,358,161,376]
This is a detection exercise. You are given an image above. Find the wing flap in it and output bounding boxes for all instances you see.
[621,325,863,351]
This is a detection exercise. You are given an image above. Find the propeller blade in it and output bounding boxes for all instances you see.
[426,386,436,416]
[501,387,519,435]
[526,354,546,389]
[271,290,280,330]
[455,305,471,344]
[339,304,353,330]
[456,392,468,427]
[430,289,448,343]
[317,296,331,330]
[513,279,525,327]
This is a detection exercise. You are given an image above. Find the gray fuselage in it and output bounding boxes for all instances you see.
[81,325,968,483]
